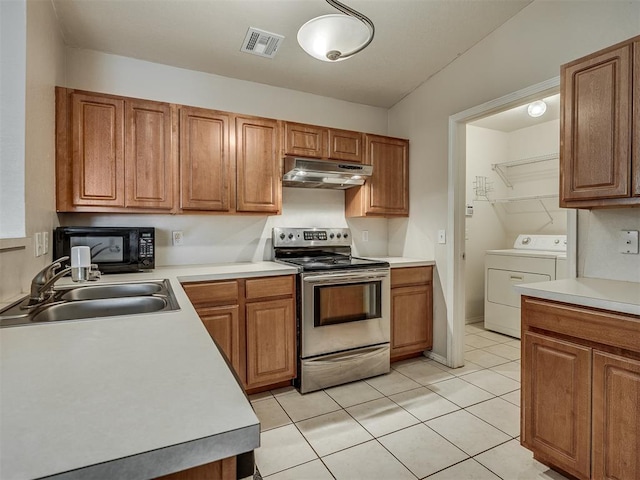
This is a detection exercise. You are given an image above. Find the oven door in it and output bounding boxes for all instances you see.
[301,268,390,358]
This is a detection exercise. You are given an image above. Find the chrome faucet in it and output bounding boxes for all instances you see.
[26,256,71,307]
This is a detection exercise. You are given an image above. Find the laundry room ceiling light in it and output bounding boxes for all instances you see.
[297,0,375,62]
[527,100,547,118]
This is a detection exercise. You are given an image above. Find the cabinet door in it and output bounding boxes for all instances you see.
[345,134,409,217]
[284,122,327,158]
[522,332,591,480]
[560,43,632,203]
[328,129,363,163]
[70,92,125,207]
[592,351,640,480]
[125,99,175,210]
[390,284,432,360]
[180,107,233,212]
[236,116,281,213]
[198,305,243,382]
[246,298,295,388]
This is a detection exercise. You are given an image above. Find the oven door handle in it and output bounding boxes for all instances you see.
[306,345,389,365]
[303,271,389,284]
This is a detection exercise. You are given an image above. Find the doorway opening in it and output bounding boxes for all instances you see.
[445,77,577,368]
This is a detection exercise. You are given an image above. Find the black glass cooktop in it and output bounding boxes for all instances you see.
[277,253,389,271]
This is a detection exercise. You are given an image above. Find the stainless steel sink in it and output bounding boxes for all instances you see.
[0,279,180,328]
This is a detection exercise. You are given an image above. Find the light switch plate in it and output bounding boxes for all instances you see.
[43,231,49,254]
[34,232,43,257]
[618,230,639,254]
[438,229,446,244]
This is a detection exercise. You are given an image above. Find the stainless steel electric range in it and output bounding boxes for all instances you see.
[273,227,391,394]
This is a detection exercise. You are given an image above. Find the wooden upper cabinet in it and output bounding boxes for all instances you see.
[124,99,175,210]
[64,90,125,209]
[345,134,409,217]
[560,35,639,208]
[56,88,176,212]
[235,115,281,213]
[179,107,233,212]
[283,122,363,163]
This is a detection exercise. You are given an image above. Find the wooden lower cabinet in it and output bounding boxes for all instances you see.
[390,266,433,362]
[521,296,640,480]
[182,275,295,391]
[155,456,236,480]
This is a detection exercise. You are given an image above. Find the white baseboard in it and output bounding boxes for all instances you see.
[465,316,484,325]
[424,351,449,367]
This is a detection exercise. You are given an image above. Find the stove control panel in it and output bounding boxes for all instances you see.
[273,227,352,247]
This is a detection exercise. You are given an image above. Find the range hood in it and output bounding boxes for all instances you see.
[282,157,373,189]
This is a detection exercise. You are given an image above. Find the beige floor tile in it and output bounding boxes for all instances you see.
[466,397,520,437]
[465,344,478,352]
[465,349,512,368]
[475,439,571,479]
[296,410,373,457]
[426,410,511,456]
[249,391,273,403]
[483,343,521,361]
[426,458,501,479]
[255,424,317,476]
[276,390,341,422]
[500,389,521,407]
[325,380,384,408]
[389,387,460,421]
[393,359,455,386]
[346,397,419,437]
[270,386,298,397]
[364,370,421,396]
[427,377,494,408]
[253,397,291,431]
[378,423,467,478]
[465,334,499,349]
[460,369,520,396]
[436,360,484,377]
[322,440,415,480]
[263,459,333,480]
[490,360,521,382]
[476,330,515,343]
[465,323,486,334]
[504,339,522,348]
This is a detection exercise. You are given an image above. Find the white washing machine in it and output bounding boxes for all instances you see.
[484,234,567,338]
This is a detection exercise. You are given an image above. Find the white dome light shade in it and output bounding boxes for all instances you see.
[527,100,547,118]
[297,14,371,62]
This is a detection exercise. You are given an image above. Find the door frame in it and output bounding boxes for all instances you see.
[446,76,577,368]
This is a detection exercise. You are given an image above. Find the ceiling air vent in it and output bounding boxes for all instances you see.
[241,27,284,59]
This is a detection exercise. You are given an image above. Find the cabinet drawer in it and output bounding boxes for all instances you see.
[391,266,432,287]
[246,276,294,301]
[182,281,239,307]
[522,297,640,354]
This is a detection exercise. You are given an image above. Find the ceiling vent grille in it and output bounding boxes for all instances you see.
[241,27,284,59]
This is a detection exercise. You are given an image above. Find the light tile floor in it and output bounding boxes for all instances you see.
[250,323,570,480]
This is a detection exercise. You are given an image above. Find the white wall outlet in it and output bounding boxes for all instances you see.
[172,231,184,246]
[42,231,49,254]
[437,229,446,244]
[618,230,639,254]
[34,232,43,257]
[362,230,369,242]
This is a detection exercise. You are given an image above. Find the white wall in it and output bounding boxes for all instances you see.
[0,0,65,303]
[57,49,391,267]
[388,0,640,360]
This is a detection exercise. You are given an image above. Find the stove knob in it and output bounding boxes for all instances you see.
[329,233,335,239]
[336,233,342,239]
[344,233,349,239]
[279,233,285,240]
[288,233,294,240]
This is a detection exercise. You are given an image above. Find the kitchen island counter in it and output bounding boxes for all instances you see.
[0,261,298,480]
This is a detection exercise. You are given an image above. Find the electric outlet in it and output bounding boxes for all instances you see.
[172,231,184,246]
[42,231,49,254]
[362,230,369,242]
[34,232,43,257]
[618,230,639,254]
[438,229,446,244]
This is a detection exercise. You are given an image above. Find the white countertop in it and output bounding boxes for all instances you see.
[0,261,298,480]
[369,257,436,268]
[514,277,640,316]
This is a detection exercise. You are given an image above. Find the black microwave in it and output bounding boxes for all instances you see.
[53,227,155,273]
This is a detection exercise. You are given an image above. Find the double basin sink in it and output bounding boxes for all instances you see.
[0,279,180,328]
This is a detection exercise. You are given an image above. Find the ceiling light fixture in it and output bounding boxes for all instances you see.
[297,0,375,62]
[527,100,547,118]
